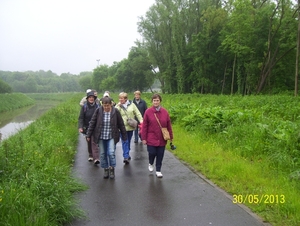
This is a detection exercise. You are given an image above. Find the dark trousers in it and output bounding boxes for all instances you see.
[87,138,93,158]
[86,136,100,160]
[147,145,165,172]
[92,136,99,160]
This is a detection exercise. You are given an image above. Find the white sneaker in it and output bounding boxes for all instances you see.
[88,157,93,162]
[156,171,163,178]
[148,164,154,172]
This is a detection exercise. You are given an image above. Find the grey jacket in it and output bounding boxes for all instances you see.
[86,106,127,144]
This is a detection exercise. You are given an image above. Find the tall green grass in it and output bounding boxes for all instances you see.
[0,93,86,226]
[0,93,35,113]
[26,92,78,101]
[161,94,300,226]
[1,92,299,225]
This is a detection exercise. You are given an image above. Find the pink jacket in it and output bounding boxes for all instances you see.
[141,106,173,147]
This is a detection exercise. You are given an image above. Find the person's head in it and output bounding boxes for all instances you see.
[103,91,110,97]
[102,96,112,112]
[86,91,96,103]
[151,93,162,108]
[119,92,128,104]
[134,90,141,100]
[91,89,98,97]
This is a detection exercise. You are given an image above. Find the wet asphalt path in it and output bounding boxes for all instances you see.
[68,134,270,226]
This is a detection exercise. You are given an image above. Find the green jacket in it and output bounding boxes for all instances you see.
[116,100,143,131]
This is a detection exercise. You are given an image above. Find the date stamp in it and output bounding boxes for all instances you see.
[232,194,285,204]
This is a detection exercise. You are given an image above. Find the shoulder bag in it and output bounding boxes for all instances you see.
[154,113,170,140]
[121,106,138,129]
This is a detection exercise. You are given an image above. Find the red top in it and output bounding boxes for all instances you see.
[141,106,173,146]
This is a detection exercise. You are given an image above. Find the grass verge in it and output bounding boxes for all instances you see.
[0,93,87,226]
[170,124,300,226]
[0,93,35,113]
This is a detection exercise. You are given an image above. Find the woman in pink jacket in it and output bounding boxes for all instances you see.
[141,94,173,178]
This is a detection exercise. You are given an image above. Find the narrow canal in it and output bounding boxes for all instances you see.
[0,101,60,140]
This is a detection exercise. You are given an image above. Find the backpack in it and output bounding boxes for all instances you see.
[83,103,99,113]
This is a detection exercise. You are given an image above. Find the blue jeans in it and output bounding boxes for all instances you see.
[134,127,139,142]
[147,145,165,172]
[98,139,116,168]
[120,131,133,159]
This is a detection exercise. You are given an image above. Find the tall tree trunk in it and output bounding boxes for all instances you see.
[221,62,227,94]
[231,54,236,95]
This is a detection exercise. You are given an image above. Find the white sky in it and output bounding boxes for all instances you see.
[0,0,155,75]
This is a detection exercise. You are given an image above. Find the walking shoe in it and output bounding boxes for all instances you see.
[103,168,109,179]
[156,172,163,178]
[88,157,93,162]
[94,159,100,165]
[148,164,154,172]
[109,167,115,179]
[134,140,138,143]
[128,156,131,160]
[123,159,129,164]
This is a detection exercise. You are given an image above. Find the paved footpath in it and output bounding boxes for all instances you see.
[68,135,271,226]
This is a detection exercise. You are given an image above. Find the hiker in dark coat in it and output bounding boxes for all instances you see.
[78,91,100,163]
[86,97,127,179]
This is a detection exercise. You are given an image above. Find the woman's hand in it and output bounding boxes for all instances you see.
[142,140,147,145]
[79,128,83,133]
[86,137,90,142]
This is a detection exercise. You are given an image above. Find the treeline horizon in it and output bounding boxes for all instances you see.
[0,68,161,94]
[1,0,300,95]
[0,70,86,93]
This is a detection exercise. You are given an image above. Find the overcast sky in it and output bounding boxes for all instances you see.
[0,0,155,75]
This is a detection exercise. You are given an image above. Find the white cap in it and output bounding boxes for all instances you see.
[103,91,110,97]
[86,89,92,93]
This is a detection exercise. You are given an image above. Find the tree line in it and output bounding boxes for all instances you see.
[0,46,159,94]
[1,0,299,95]
[0,70,84,93]
[77,0,300,95]
[136,0,299,95]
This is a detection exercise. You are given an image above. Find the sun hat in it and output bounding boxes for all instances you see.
[86,91,96,100]
[103,91,110,97]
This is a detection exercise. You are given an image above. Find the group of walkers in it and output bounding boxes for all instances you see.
[78,89,173,179]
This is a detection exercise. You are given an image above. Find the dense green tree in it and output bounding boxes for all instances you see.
[220,0,255,94]
[0,78,12,93]
[100,76,117,92]
[137,0,297,94]
[92,65,110,91]
[79,75,93,91]
[24,76,38,93]
[127,45,154,91]
[114,59,134,92]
